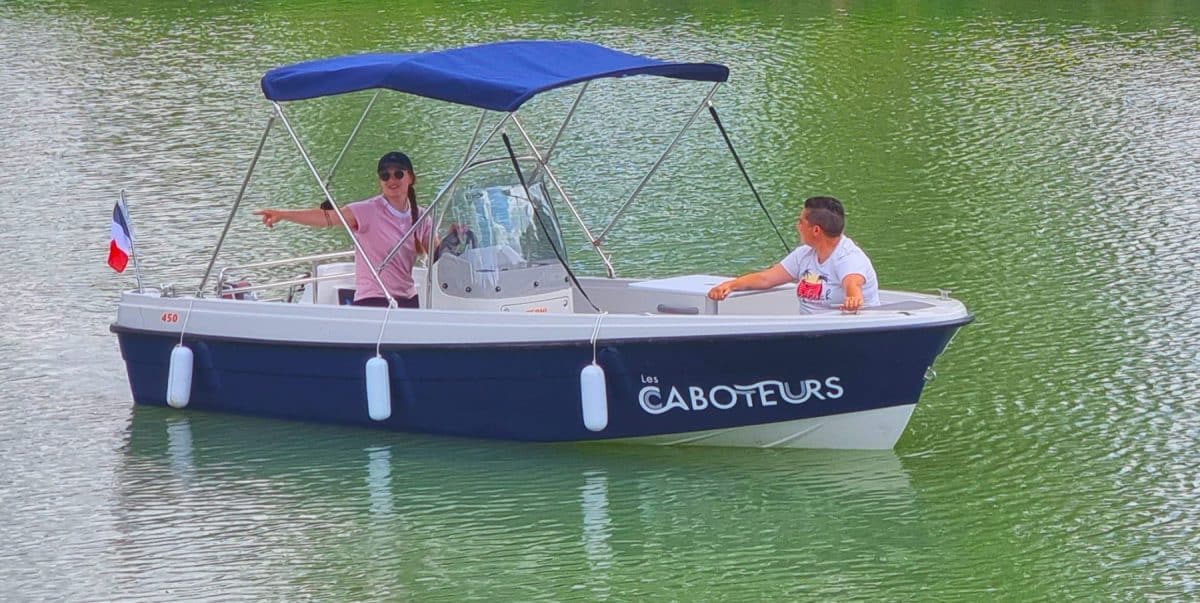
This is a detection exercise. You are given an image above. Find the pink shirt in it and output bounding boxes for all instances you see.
[346,196,433,301]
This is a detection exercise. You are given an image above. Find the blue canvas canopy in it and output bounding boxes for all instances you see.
[261,40,730,112]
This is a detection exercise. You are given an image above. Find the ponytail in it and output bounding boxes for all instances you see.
[408,182,426,255]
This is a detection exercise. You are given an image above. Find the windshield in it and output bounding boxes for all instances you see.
[434,162,566,268]
[431,160,570,301]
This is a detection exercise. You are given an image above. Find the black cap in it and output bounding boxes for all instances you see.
[378,151,413,172]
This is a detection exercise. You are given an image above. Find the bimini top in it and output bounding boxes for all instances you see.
[261,40,730,112]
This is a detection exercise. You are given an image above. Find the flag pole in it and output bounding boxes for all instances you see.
[119,190,145,293]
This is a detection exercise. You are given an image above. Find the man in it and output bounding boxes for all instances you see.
[707,196,879,313]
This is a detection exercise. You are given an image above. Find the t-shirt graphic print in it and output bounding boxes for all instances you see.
[796,271,829,302]
[778,236,880,313]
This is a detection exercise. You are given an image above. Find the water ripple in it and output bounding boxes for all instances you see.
[1,3,1199,599]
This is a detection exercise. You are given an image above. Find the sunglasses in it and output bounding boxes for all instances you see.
[378,168,409,181]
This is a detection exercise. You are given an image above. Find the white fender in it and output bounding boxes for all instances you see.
[366,355,392,421]
[580,363,608,432]
[166,344,193,409]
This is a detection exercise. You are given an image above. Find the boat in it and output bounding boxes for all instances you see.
[112,40,972,449]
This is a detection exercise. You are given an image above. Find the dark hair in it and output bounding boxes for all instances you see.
[408,181,425,254]
[377,151,413,172]
[353,151,424,254]
[326,151,424,255]
[803,196,846,236]
[375,150,420,225]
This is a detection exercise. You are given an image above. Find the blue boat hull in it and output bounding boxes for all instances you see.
[113,321,965,443]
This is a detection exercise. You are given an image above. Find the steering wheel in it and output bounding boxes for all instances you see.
[433,223,478,262]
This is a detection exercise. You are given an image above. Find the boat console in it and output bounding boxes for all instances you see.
[425,168,574,313]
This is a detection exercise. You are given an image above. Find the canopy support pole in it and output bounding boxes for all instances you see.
[462,109,488,166]
[509,113,617,278]
[707,103,790,254]
[597,82,722,244]
[532,81,588,178]
[324,90,381,189]
[502,132,601,312]
[375,112,516,305]
[196,114,274,296]
[273,102,396,306]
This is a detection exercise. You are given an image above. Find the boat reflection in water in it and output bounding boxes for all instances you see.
[118,406,923,599]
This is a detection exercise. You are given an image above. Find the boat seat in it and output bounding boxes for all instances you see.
[314,262,355,305]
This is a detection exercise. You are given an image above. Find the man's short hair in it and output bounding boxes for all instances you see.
[803,196,846,236]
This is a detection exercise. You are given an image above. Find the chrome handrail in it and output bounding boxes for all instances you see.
[218,249,353,276]
[215,250,355,301]
[220,276,317,295]
[218,272,352,297]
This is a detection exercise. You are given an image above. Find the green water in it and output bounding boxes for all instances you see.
[1,1,1198,599]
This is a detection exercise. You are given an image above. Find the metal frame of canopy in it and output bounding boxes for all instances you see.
[195,42,731,308]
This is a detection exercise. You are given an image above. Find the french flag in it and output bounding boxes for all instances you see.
[108,202,133,273]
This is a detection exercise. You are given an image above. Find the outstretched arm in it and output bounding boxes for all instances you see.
[707,264,793,301]
[255,207,358,230]
[840,274,866,312]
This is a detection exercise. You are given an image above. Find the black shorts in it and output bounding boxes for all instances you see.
[352,295,419,309]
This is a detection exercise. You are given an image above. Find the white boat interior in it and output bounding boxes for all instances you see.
[177,175,968,347]
[123,268,966,348]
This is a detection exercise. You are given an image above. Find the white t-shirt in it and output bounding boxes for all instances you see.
[779,236,880,312]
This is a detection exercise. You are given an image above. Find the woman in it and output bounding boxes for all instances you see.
[255,151,433,308]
